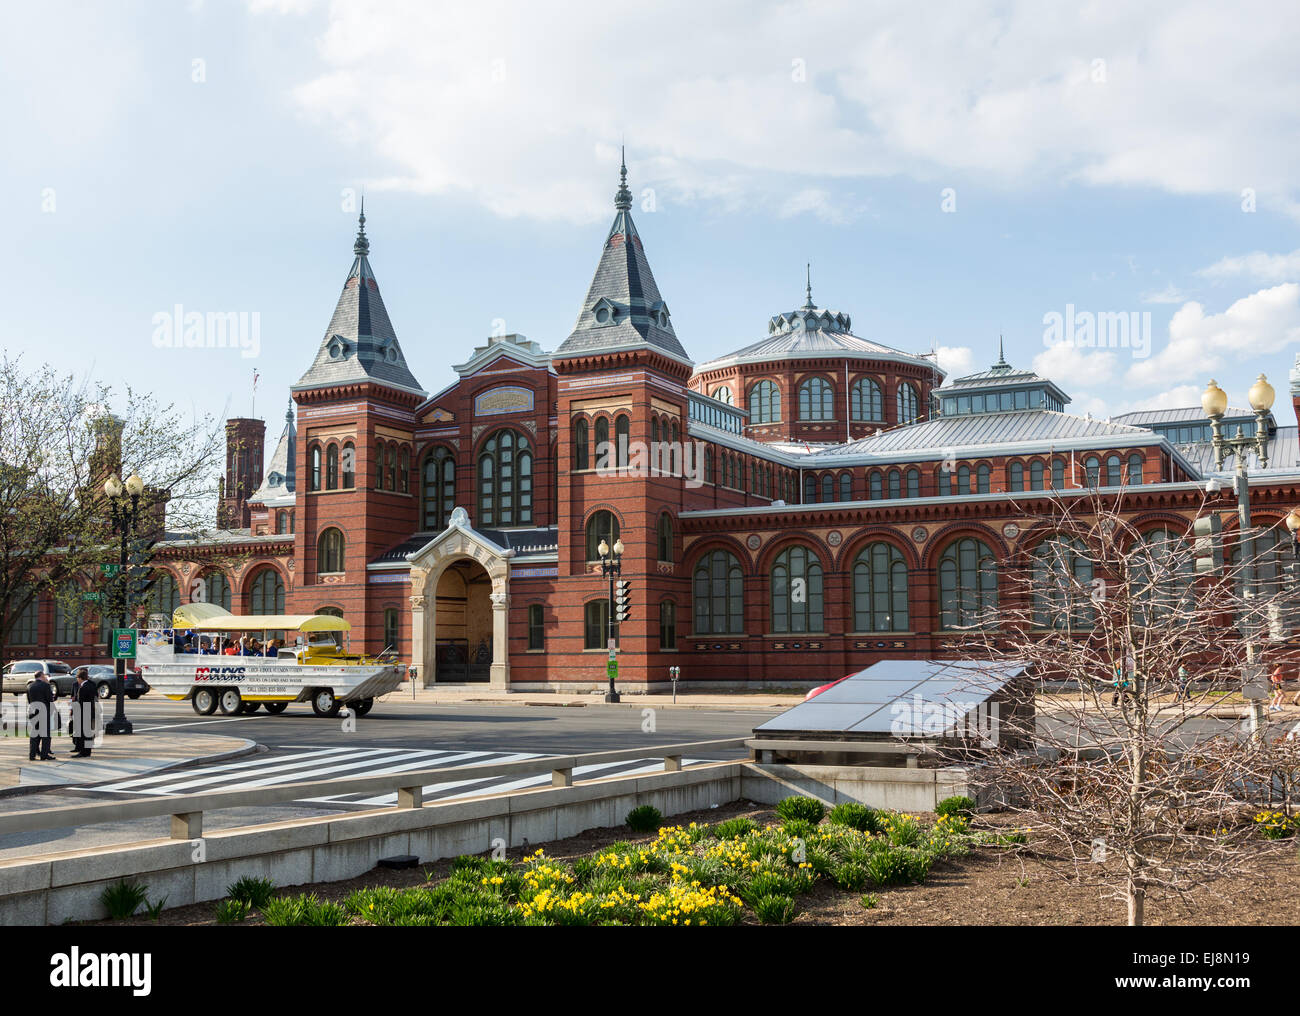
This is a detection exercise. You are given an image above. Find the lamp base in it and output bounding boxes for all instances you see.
[104,718,134,736]
[604,692,621,703]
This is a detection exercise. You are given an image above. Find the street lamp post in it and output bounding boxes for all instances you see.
[103,471,145,735]
[1202,375,1274,738]
[598,536,624,703]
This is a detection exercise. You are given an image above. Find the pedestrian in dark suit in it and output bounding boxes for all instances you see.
[26,670,56,761]
[70,670,98,758]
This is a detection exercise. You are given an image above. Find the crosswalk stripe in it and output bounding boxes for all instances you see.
[92,746,363,792]
[331,753,551,806]
[302,751,546,804]
[229,749,483,791]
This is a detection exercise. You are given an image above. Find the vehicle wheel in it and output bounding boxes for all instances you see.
[353,698,374,717]
[240,701,261,714]
[311,688,340,717]
[218,688,243,716]
[192,688,218,715]
[263,701,288,715]
[96,681,113,700]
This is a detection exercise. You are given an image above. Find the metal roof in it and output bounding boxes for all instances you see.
[696,328,939,373]
[1111,406,1255,426]
[1175,428,1300,474]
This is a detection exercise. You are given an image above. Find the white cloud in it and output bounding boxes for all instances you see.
[1032,342,1119,389]
[933,345,973,376]
[1126,284,1300,387]
[1198,249,1300,284]
[245,1,1300,223]
[1142,283,1188,304]
[778,188,857,225]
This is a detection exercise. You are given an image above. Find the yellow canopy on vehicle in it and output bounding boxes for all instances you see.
[172,603,351,633]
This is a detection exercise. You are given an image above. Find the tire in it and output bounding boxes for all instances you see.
[128,692,142,700]
[263,701,288,715]
[240,701,261,714]
[96,681,113,700]
[311,688,340,717]
[353,698,374,717]
[218,688,243,716]
[192,688,218,715]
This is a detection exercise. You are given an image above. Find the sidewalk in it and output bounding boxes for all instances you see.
[0,729,259,794]
[390,684,804,711]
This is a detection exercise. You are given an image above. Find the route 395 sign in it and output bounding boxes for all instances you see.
[111,629,137,660]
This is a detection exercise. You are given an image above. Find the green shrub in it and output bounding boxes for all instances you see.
[625,805,663,832]
[860,892,879,909]
[866,847,932,886]
[99,880,148,920]
[936,795,976,819]
[828,802,880,833]
[711,817,757,840]
[262,893,348,927]
[215,898,250,924]
[885,813,923,847]
[751,893,797,924]
[740,869,797,904]
[775,796,825,825]
[831,861,870,891]
[781,818,817,840]
[226,875,276,909]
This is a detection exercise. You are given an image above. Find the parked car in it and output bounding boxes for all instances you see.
[1,660,73,697]
[804,673,852,701]
[72,664,150,700]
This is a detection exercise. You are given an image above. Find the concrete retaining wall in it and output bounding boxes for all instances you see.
[742,762,979,812]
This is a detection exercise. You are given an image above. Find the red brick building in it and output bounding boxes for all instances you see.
[13,164,1300,690]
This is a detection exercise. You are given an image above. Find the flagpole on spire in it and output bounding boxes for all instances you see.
[354,193,369,257]
[803,262,814,309]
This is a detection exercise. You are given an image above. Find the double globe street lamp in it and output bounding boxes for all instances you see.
[597,536,625,703]
[1201,375,1275,737]
[103,471,145,736]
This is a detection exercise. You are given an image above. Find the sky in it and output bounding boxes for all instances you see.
[4,0,1300,448]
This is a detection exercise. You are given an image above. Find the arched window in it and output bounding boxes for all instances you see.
[822,473,834,502]
[938,538,999,629]
[659,600,677,650]
[771,545,824,634]
[957,465,971,495]
[798,377,834,421]
[615,414,630,468]
[712,386,733,405]
[1084,456,1100,487]
[853,542,909,632]
[11,586,37,645]
[748,381,781,424]
[317,527,345,574]
[386,445,397,492]
[477,429,532,526]
[693,550,744,634]
[1052,458,1066,489]
[888,470,901,499]
[804,474,817,503]
[422,447,456,530]
[373,441,385,489]
[53,582,84,643]
[310,445,322,492]
[276,510,289,534]
[573,418,589,471]
[1030,460,1044,491]
[1131,528,1195,624]
[1106,455,1122,487]
[342,441,355,488]
[906,469,920,498]
[586,510,620,562]
[1032,537,1094,629]
[325,444,339,490]
[1127,453,1143,486]
[839,473,853,501]
[147,572,180,619]
[200,571,233,611]
[1008,462,1024,492]
[657,513,674,562]
[851,378,883,421]
[976,464,990,494]
[585,600,615,650]
[594,417,610,468]
[399,447,410,494]
[897,382,920,425]
[249,567,285,615]
[869,472,883,500]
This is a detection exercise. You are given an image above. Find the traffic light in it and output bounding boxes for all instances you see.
[1192,513,1223,575]
[615,580,631,623]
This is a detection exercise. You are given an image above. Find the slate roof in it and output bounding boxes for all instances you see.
[553,158,691,366]
[247,402,297,506]
[293,208,427,397]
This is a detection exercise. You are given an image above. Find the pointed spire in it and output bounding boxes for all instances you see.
[285,397,294,424]
[615,147,632,211]
[802,263,814,309]
[993,334,1009,370]
[353,195,369,257]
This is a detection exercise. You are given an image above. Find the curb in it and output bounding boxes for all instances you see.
[0,738,263,799]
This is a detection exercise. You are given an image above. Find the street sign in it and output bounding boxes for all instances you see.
[112,628,137,660]
[101,563,120,576]
[81,591,102,603]
[606,659,618,681]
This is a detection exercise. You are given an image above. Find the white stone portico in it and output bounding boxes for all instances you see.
[406,507,513,689]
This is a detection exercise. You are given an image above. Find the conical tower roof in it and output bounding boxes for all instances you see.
[293,203,426,397]
[553,153,691,366]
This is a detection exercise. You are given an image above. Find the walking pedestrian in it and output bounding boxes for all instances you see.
[1269,662,1287,712]
[26,669,56,762]
[70,668,98,758]
[1176,664,1190,702]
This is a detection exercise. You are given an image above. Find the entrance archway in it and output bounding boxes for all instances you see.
[432,560,493,682]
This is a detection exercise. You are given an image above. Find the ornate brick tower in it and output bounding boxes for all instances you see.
[550,153,694,690]
[217,418,265,529]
